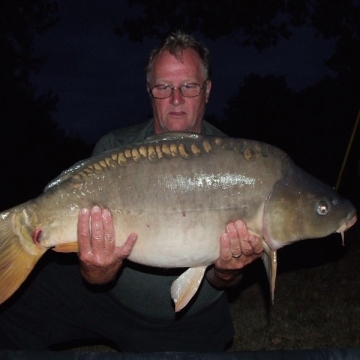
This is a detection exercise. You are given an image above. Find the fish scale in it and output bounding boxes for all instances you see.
[0,133,356,311]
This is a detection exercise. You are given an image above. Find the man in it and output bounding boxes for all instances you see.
[0,31,263,352]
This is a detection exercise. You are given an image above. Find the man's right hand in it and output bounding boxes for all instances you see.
[77,206,137,285]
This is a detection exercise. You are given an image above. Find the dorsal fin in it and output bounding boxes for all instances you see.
[44,132,204,192]
[145,132,203,144]
[44,159,90,192]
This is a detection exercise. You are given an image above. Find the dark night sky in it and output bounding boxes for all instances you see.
[31,0,336,144]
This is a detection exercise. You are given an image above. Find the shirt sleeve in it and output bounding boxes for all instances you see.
[92,133,116,157]
[92,119,155,157]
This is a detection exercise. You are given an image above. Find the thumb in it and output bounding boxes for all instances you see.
[115,233,138,260]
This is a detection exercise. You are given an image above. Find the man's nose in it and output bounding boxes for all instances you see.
[170,87,185,105]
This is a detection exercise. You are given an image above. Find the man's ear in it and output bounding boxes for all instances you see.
[205,80,212,103]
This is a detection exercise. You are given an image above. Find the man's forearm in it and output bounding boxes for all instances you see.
[206,266,243,288]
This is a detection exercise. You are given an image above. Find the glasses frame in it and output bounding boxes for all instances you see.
[148,80,208,99]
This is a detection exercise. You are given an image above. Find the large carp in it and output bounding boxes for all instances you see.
[0,133,356,311]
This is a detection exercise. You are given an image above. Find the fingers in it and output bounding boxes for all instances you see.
[78,207,91,255]
[225,220,255,258]
[227,220,252,257]
[90,206,108,254]
[77,206,138,284]
[249,234,264,255]
[102,208,116,253]
[78,206,115,256]
[216,220,263,270]
[225,223,241,257]
[78,206,137,257]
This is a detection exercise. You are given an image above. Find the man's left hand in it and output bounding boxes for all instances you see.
[206,220,263,287]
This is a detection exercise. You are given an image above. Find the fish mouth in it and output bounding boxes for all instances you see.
[336,214,357,245]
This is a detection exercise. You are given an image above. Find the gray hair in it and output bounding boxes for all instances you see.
[146,31,211,82]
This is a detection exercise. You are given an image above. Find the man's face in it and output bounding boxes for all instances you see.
[147,48,211,134]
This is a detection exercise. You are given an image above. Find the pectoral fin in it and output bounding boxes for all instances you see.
[261,241,277,303]
[52,242,79,253]
[171,266,206,312]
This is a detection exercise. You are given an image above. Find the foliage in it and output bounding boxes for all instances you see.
[116,0,297,50]
[0,1,92,210]
[116,1,359,53]
[311,0,360,87]
[0,0,58,82]
[219,74,360,186]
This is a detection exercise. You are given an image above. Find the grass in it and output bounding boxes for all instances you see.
[228,221,360,351]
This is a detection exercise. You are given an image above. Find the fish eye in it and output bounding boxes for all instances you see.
[317,200,330,215]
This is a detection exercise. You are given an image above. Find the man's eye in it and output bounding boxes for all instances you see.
[157,85,170,91]
[183,83,196,89]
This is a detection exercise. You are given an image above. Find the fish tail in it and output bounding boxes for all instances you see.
[0,208,46,304]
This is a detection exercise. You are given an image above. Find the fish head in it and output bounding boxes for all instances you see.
[263,156,357,250]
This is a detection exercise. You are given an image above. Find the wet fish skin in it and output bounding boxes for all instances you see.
[0,133,356,311]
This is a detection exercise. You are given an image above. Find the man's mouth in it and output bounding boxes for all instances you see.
[170,111,185,116]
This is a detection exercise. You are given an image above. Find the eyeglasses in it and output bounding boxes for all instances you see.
[149,81,208,99]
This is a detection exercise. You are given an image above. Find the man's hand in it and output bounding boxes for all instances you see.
[77,206,137,285]
[206,220,263,288]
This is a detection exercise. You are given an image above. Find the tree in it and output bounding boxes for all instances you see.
[115,0,360,86]
[0,0,59,94]
[0,1,92,210]
[116,0,301,50]
[221,74,295,145]
[310,0,360,89]
[221,73,359,187]
[117,1,356,47]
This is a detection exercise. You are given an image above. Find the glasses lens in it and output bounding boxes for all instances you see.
[180,84,201,97]
[151,85,172,99]
[150,82,205,99]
